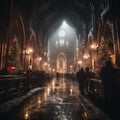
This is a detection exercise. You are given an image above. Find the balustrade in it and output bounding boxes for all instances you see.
[0,72,49,103]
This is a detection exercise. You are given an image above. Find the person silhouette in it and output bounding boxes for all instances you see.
[76,68,87,95]
[85,67,91,92]
[100,60,118,115]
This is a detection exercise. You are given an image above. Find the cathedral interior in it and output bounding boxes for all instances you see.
[0,1,120,120]
[0,0,120,72]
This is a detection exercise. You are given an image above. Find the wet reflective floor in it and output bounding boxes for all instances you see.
[0,78,97,120]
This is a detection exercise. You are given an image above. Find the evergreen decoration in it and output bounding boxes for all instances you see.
[97,38,111,67]
[7,37,21,71]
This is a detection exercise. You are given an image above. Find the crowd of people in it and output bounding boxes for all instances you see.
[0,59,120,119]
[76,60,120,119]
[76,67,94,95]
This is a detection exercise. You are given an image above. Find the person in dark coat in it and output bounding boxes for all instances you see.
[100,60,117,103]
[100,60,118,119]
[85,67,91,92]
[76,68,87,95]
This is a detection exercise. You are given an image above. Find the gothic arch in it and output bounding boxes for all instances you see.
[103,22,115,63]
[6,14,27,70]
[27,24,37,51]
[56,52,67,73]
[98,21,115,65]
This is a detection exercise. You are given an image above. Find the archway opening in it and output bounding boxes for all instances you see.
[48,20,78,72]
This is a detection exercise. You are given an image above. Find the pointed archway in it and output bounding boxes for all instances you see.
[56,52,67,73]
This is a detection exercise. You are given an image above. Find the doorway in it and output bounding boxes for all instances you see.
[56,52,67,73]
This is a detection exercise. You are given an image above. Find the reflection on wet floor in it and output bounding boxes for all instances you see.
[1,78,91,120]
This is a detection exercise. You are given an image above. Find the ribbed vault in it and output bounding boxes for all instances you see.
[32,0,93,46]
[15,0,101,48]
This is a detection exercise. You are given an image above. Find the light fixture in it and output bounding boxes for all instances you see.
[63,21,66,25]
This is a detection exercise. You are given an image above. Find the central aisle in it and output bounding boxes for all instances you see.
[1,77,111,120]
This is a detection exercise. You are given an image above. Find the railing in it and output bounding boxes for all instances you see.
[87,78,103,99]
[0,75,26,102]
[0,73,104,104]
[0,73,49,103]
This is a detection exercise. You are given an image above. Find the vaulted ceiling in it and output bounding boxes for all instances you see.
[1,0,120,46]
[31,0,92,35]
[31,0,93,33]
[12,0,104,49]
[27,0,101,46]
